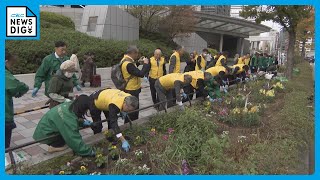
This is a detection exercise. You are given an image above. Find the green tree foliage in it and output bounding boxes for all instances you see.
[240,5,313,79]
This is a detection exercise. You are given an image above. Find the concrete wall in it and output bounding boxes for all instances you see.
[79,6,139,41]
[40,7,84,31]
[173,33,208,53]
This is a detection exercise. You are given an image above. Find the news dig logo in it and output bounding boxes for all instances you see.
[6,6,37,37]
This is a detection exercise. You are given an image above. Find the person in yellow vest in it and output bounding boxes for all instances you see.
[244,54,251,65]
[169,45,184,73]
[182,71,213,101]
[228,64,250,84]
[195,49,209,71]
[215,51,229,68]
[155,73,192,111]
[148,48,166,107]
[88,89,139,152]
[234,55,246,65]
[207,52,221,68]
[120,45,150,122]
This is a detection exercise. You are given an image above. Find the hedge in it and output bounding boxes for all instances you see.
[40,12,75,29]
[5,13,187,74]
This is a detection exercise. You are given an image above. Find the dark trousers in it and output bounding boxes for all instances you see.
[149,77,158,105]
[5,122,16,149]
[124,89,140,123]
[155,80,173,111]
[251,66,257,73]
[183,85,194,103]
[88,94,114,134]
[48,135,66,148]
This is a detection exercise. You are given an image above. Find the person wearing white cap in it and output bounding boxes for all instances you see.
[47,60,78,109]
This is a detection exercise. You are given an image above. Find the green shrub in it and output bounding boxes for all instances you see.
[40,12,75,29]
[6,23,175,74]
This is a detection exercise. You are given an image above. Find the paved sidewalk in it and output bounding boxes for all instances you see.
[7,79,156,166]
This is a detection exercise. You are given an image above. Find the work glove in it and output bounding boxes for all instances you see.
[222,86,228,93]
[120,112,128,119]
[83,119,93,126]
[32,88,39,97]
[143,76,149,84]
[76,85,82,91]
[181,92,188,99]
[209,98,215,102]
[121,140,130,152]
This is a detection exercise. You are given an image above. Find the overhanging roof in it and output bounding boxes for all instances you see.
[193,11,271,38]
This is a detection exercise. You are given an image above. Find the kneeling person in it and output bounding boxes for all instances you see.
[33,95,95,156]
[155,73,192,111]
[229,64,250,83]
[89,89,139,152]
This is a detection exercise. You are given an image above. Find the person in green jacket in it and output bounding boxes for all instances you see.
[33,95,95,156]
[5,49,29,148]
[47,60,77,109]
[258,53,268,72]
[250,53,258,73]
[32,41,81,98]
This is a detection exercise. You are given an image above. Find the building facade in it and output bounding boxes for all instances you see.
[200,6,231,16]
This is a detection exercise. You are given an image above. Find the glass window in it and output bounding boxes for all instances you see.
[87,16,98,32]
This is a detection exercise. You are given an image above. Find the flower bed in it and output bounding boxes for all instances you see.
[18,72,312,175]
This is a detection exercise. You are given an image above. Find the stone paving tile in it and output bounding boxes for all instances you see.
[11,134,25,142]
[22,143,40,150]
[18,127,36,138]
[14,116,29,123]
[39,144,49,151]
[14,137,34,146]
[20,121,37,129]
[12,123,27,132]
[24,145,46,156]
[32,119,41,124]
[23,113,44,121]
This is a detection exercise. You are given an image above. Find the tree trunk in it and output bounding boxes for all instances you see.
[301,39,306,58]
[286,31,296,79]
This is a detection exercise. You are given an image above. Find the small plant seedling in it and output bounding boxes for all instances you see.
[109,146,120,161]
[95,153,107,168]
[134,150,144,161]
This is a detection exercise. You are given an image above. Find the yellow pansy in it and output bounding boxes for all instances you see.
[80,166,86,171]
[249,106,259,113]
[232,108,241,114]
[243,108,248,113]
[59,171,65,175]
[112,146,117,149]
[151,128,156,132]
[266,90,275,97]
[259,89,266,94]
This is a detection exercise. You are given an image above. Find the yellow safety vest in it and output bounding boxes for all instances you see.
[121,55,141,91]
[244,58,250,65]
[206,66,227,76]
[195,55,206,71]
[237,58,245,65]
[159,73,184,90]
[94,89,131,111]
[149,56,165,79]
[169,51,181,73]
[184,71,204,89]
[230,64,245,74]
[215,55,226,66]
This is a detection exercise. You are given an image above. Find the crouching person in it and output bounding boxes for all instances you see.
[33,95,95,156]
[155,73,192,111]
[88,89,139,152]
[47,60,77,109]
[229,64,250,82]
[183,71,212,101]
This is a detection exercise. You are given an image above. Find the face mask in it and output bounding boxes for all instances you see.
[64,72,74,78]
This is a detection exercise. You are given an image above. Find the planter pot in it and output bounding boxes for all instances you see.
[111,155,119,161]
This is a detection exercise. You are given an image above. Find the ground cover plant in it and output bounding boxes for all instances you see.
[16,62,314,175]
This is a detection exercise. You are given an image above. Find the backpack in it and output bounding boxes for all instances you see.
[111,60,133,91]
